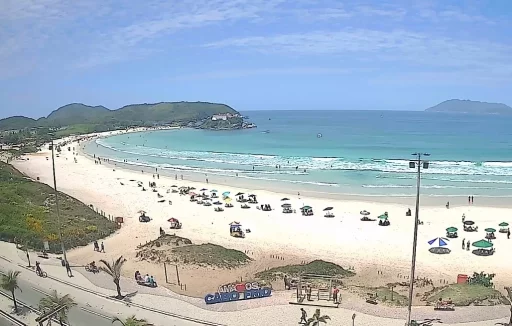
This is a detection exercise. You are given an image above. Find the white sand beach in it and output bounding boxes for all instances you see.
[11,133,512,302]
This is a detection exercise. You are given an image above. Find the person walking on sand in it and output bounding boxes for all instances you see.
[299,308,307,324]
[468,196,471,204]
[466,241,470,251]
[101,242,105,253]
[471,196,474,204]
[462,238,465,249]
[508,229,510,239]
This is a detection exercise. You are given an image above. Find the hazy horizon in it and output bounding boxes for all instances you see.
[1,0,511,118]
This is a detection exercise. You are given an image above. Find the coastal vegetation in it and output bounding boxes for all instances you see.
[0,161,116,252]
[255,260,355,281]
[112,315,155,326]
[426,283,509,306]
[38,290,77,325]
[99,256,127,299]
[1,270,21,313]
[0,101,249,153]
[136,234,251,269]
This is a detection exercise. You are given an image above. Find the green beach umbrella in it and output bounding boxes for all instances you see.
[301,206,312,210]
[472,239,493,248]
[446,227,458,233]
[378,214,388,220]
[499,222,509,227]
[485,228,496,233]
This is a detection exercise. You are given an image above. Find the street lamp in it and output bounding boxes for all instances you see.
[406,152,430,326]
[50,139,70,274]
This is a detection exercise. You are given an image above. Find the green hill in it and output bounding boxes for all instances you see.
[41,103,110,126]
[426,99,512,114]
[0,101,239,131]
[0,162,116,252]
[0,116,36,131]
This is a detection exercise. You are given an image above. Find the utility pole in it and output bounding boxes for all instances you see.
[51,139,70,273]
[406,152,430,326]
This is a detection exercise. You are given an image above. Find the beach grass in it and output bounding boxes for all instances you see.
[427,283,510,306]
[136,235,251,269]
[172,243,251,269]
[255,260,355,281]
[0,162,117,252]
[371,286,408,306]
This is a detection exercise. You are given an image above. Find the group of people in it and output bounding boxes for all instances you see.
[93,240,105,253]
[135,270,157,287]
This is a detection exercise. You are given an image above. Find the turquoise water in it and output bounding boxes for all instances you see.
[85,110,512,197]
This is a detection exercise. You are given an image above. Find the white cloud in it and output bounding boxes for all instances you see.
[204,29,512,73]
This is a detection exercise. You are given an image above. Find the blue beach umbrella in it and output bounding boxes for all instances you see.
[222,191,230,196]
[428,237,449,247]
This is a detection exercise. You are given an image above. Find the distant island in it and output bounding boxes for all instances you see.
[426,99,512,114]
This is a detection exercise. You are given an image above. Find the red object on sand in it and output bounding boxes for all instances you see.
[457,274,468,284]
[235,283,246,292]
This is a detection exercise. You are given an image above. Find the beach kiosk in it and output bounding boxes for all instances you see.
[499,222,509,233]
[446,227,458,238]
[472,239,495,256]
[485,228,496,240]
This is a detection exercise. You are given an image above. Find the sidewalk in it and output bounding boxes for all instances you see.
[1,242,509,326]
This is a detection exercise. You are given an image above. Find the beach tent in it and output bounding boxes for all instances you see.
[472,239,493,248]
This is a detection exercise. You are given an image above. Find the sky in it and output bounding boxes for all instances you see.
[1,0,511,119]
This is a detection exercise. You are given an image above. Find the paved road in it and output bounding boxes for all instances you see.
[0,272,113,326]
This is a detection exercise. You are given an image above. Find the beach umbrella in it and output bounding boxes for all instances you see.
[211,189,218,193]
[224,197,232,203]
[428,237,449,247]
[222,191,230,196]
[281,203,291,208]
[200,188,207,191]
[499,222,509,227]
[323,207,333,211]
[236,192,244,196]
[378,214,388,220]
[360,210,370,216]
[214,201,222,205]
[485,228,496,233]
[203,197,212,201]
[446,227,458,233]
[229,221,240,225]
[472,239,493,248]
[137,210,146,214]
[281,198,290,201]
[171,185,177,188]
[190,187,196,190]
[301,206,312,210]
[189,192,197,196]
[463,220,474,225]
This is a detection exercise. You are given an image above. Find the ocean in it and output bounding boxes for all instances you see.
[84,110,512,198]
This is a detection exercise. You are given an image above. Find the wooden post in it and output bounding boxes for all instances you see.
[164,263,168,283]
[175,265,180,286]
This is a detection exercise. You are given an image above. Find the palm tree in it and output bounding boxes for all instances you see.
[38,290,76,326]
[112,315,154,326]
[99,256,127,299]
[1,270,21,312]
[306,309,330,326]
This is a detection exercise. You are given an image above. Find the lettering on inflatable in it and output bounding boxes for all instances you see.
[205,282,272,304]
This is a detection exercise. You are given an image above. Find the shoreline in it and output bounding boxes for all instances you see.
[83,137,512,208]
